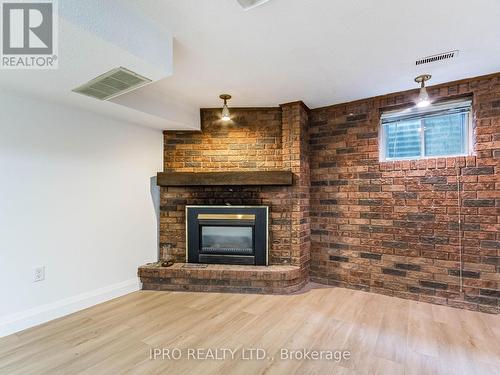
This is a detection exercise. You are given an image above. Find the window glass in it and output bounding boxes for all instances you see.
[385,119,421,159]
[424,113,466,157]
[380,100,471,161]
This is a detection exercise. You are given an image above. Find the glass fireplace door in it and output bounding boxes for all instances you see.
[201,226,254,255]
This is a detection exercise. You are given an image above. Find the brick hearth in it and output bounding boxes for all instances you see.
[138,264,307,294]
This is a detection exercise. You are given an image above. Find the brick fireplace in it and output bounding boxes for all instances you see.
[139,73,499,313]
[138,102,311,293]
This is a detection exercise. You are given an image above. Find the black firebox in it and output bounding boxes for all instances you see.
[186,206,268,266]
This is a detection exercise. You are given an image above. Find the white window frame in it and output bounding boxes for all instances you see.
[379,99,473,162]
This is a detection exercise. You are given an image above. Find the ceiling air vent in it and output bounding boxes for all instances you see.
[415,50,459,66]
[72,67,152,101]
[236,0,271,10]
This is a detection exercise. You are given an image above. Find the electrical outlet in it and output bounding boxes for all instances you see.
[33,266,45,282]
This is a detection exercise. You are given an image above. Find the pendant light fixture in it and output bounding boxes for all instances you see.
[414,74,432,108]
[220,94,232,121]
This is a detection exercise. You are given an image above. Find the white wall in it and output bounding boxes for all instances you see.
[0,90,163,336]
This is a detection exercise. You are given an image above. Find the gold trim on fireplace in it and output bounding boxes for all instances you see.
[197,214,255,220]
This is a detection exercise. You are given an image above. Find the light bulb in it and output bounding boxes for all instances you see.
[219,94,232,121]
[416,86,430,107]
[221,103,230,121]
[414,75,432,108]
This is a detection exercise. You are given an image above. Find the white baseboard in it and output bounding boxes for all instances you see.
[0,278,141,337]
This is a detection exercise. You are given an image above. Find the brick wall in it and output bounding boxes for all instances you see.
[309,73,500,313]
[160,105,310,271]
[164,108,283,172]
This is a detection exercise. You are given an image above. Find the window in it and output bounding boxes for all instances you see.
[380,99,472,161]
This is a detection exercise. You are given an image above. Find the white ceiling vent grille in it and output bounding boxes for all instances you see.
[415,50,459,66]
[236,0,271,10]
[72,67,152,101]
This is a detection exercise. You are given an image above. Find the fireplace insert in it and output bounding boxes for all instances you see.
[186,206,268,265]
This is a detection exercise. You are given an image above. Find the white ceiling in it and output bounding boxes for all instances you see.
[2,0,500,130]
[138,0,500,109]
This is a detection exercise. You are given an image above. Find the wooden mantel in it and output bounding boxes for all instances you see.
[157,170,293,187]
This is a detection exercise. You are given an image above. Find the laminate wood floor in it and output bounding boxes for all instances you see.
[1,284,498,375]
